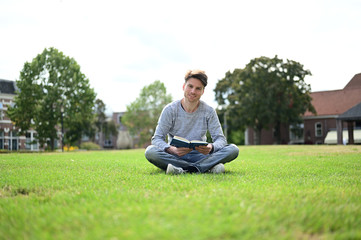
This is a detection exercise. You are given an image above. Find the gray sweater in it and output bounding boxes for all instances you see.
[151,99,227,152]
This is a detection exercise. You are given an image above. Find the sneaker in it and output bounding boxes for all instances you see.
[166,164,185,175]
[209,163,225,174]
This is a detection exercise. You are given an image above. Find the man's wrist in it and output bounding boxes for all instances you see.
[210,144,214,154]
[165,147,171,153]
[165,146,174,154]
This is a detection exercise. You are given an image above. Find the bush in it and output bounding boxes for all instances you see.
[64,145,79,151]
[79,142,101,150]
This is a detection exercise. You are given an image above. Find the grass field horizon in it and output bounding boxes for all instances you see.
[1,145,360,239]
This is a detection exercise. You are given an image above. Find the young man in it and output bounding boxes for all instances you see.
[145,69,239,174]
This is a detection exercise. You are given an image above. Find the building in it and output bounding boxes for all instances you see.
[112,112,134,149]
[303,73,361,144]
[245,73,361,145]
[0,79,65,151]
[81,112,134,149]
[0,79,39,150]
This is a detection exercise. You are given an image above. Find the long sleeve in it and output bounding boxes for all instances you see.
[151,100,227,153]
[151,103,174,151]
[207,107,227,152]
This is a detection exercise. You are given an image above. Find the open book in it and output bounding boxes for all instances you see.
[170,136,208,149]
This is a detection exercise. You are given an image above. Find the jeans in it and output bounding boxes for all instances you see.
[145,144,239,173]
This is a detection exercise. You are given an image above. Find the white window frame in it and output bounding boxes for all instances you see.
[289,123,304,142]
[315,122,323,137]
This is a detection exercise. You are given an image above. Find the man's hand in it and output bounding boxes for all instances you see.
[195,144,213,155]
[166,146,192,157]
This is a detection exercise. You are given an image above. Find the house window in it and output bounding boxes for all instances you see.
[33,133,38,150]
[315,122,322,137]
[290,123,304,143]
[9,131,18,150]
[104,139,113,148]
[26,132,31,150]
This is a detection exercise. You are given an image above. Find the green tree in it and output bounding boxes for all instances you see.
[216,109,245,145]
[84,99,118,148]
[94,99,107,134]
[86,98,107,143]
[103,119,118,141]
[214,56,315,144]
[7,47,96,150]
[122,80,172,147]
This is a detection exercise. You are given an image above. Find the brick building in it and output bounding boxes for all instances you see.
[0,79,63,151]
[0,79,31,150]
[245,73,361,145]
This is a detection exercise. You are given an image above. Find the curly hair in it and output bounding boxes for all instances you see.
[184,69,208,87]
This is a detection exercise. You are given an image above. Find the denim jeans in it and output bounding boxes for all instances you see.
[145,144,239,173]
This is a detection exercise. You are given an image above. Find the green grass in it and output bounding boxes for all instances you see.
[1,145,361,240]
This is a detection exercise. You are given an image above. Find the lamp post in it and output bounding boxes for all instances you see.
[61,105,64,152]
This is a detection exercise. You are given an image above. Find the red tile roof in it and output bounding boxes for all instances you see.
[304,73,361,117]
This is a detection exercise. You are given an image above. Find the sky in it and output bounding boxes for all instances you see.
[1,0,360,114]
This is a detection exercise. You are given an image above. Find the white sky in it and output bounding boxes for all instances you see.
[1,0,360,114]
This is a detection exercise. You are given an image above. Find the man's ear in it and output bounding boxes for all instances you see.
[183,82,186,90]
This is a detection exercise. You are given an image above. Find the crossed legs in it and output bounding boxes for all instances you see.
[145,144,239,173]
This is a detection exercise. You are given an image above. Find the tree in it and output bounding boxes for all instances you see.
[7,47,96,150]
[122,80,172,147]
[94,99,107,134]
[93,99,118,146]
[214,56,315,144]
[102,119,118,142]
[86,98,107,144]
[216,109,245,145]
[83,98,118,148]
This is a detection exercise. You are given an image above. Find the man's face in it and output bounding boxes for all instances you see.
[183,77,205,103]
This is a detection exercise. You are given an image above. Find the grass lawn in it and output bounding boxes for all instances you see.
[1,145,361,240]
